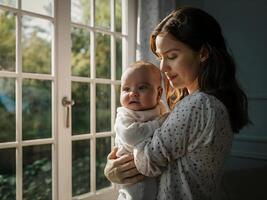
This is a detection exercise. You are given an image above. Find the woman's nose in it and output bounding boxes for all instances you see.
[160,59,170,72]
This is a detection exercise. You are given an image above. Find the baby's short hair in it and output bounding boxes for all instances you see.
[127,60,161,81]
[129,60,159,71]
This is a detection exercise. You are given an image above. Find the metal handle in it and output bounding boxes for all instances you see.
[62,97,75,128]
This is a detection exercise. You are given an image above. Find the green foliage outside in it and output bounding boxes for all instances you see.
[0,0,122,198]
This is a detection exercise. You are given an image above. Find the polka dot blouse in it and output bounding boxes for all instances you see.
[133,91,233,200]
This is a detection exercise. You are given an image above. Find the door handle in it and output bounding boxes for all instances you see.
[62,97,75,128]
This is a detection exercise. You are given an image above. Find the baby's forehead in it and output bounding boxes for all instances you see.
[124,65,160,77]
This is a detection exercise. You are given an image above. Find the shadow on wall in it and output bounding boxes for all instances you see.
[222,166,267,200]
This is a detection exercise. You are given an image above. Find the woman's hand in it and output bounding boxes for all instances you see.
[104,147,145,184]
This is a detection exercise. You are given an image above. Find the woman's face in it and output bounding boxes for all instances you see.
[155,33,203,94]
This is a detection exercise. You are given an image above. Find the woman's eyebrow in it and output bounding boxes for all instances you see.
[156,48,180,55]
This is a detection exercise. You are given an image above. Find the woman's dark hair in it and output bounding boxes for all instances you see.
[150,7,250,133]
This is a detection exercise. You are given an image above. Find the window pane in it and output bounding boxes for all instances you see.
[71,27,90,77]
[0,78,15,142]
[116,38,122,80]
[96,33,111,79]
[22,79,51,140]
[0,10,16,72]
[96,137,111,190]
[95,0,110,29]
[72,140,90,196]
[22,16,52,74]
[115,84,121,109]
[23,145,52,200]
[0,148,16,200]
[71,0,90,25]
[0,0,16,7]
[22,0,53,16]
[96,84,111,132]
[115,0,121,32]
[72,82,90,135]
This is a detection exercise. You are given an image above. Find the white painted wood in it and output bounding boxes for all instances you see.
[0,1,137,199]
[16,0,23,198]
[55,0,72,199]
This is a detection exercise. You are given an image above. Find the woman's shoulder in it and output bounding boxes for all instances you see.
[175,91,226,112]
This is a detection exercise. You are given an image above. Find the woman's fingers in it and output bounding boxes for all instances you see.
[107,147,118,159]
[112,153,134,167]
[123,174,145,184]
[117,160,136,172]
[120,166,140,179]
[104,151,144,184]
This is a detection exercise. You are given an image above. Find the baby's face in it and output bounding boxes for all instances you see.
[120,68,161,111]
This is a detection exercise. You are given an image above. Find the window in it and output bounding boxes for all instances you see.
[0,0,136,199]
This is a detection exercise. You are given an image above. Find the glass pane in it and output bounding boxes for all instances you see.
[96,33,110,79]
[0,148,16,200]
[96,137,111,190]
[22,79,51,140]
[115,84,121,109]
[23,145,52,200]
[0,10,16,72]
[71,0,90,25]
[22,16,52,74]
[22,0,53,16]
[95,0,110,29]
[71,27,90,77]
[72,82,90,135]
[0,78,15,142]
[72,140,90,196]
[115,0,121,32]
[116,38,122,80]
[96,84,111,132]
[0,0,16,7]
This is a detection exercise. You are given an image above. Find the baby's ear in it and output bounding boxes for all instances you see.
[157,86,163,100]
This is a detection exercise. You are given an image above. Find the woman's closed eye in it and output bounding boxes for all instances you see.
[166,54,177,60]
[156,54,177,61]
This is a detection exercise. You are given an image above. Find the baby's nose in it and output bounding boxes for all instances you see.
[129,91,138,97]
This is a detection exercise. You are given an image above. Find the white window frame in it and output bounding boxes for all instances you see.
[56,0,137,200]
[0,0,137,199]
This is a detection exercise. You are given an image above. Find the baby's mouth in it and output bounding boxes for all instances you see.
[129,100,140,104]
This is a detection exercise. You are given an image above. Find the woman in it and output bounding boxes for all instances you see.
[105,7,249,200]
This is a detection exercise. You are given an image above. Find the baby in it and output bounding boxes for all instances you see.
[114,61,167,200]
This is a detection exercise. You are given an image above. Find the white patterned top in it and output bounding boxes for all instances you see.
[134,91,233,200]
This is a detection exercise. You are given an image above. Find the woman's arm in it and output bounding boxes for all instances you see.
[104,147,145,184]
[133,93,215,177]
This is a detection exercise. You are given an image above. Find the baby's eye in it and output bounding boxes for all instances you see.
[122,87,130,92]
[139,85,149,91]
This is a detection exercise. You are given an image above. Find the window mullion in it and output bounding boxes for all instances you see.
[90,0,96,194]
[16,0,23,198]
[56,0,72,199]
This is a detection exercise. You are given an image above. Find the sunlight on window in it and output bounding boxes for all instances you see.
[71,0,90,25]
[0,9,16,72]
[22,16,52,74]
[22,0,53,16]
[0,0,16,7]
